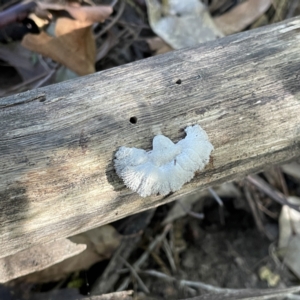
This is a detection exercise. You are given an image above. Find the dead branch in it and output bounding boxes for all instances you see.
[0,2,37,28]
[1,17,300,259]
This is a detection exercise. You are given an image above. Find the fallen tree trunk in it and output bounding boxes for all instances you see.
[1,17,300,258]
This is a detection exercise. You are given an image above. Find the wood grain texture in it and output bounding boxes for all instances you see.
[0,239,86,283]
[1,17,300,258]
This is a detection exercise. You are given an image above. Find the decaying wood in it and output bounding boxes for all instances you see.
[1,17,300,259]
[0,239,86,283]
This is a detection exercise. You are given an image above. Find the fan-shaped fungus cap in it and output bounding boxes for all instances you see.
[114,125,214,197]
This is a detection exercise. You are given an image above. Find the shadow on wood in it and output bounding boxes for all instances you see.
[1,17,300,258]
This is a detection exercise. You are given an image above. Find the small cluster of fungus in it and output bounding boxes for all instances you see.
[114,125,214,197]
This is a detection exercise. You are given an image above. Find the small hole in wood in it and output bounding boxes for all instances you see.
[176,79,182,85]
[39,97,46,102]
[130,117,137,124]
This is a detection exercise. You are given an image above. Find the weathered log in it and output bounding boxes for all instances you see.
[1,17,300,259]
[0,239,86,282]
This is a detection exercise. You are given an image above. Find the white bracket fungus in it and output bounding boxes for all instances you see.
[114,125,214,197]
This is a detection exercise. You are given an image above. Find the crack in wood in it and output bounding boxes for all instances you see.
[0,94,46,109]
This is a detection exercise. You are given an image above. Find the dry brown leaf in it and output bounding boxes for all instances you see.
[281,162,300,181]
[146,37,173,55]
[21,225,122,283]
[22,3,112,75]
[279,196,300,249]
[22,17,96,75]
[72,224,122,257]
[28,12,49,28]
[37,3,113,24]
[282,236,300,280]
[55,16,89,35]
[209,0,231,14]
[214,0,272,35]
[278,196,300,279]
[146,0,223,49]
[0,239,86,283]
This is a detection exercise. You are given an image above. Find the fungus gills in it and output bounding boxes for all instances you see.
[114,125,214,197]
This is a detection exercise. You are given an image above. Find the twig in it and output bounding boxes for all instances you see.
[180,280,238,293]
[119,257,149,294]
[271,0,289,23]
[169,225,180,270]
[141,270,300,299]
[84,290,133,300]
[268,243,282,268]
[116,224,172,291]
[150,249,171,275]
[0,2,36,29]
[140,269,241,293]
[277,166,289,196]
[208,187,223,207]
[0,58,58,97]
[256,201,278,219]
[247,175,300,212]
[32,68,57,89]
[140,270,196,295]
[177,200,204,220]
[208,187,225,225]
[96,31,117,62]
[162,238,177,273]
[133,224,172,268]
[244,184,265,234]
[91,210,155,295]
[95,0,125,39]
[0,72,49,97]
[112,19,150,29]
[110,0,119,6]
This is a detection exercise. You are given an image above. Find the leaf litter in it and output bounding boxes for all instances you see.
[145,0,223,49]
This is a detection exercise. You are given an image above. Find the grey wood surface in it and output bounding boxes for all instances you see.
[1,17,300,258]
[0,239,86,282]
